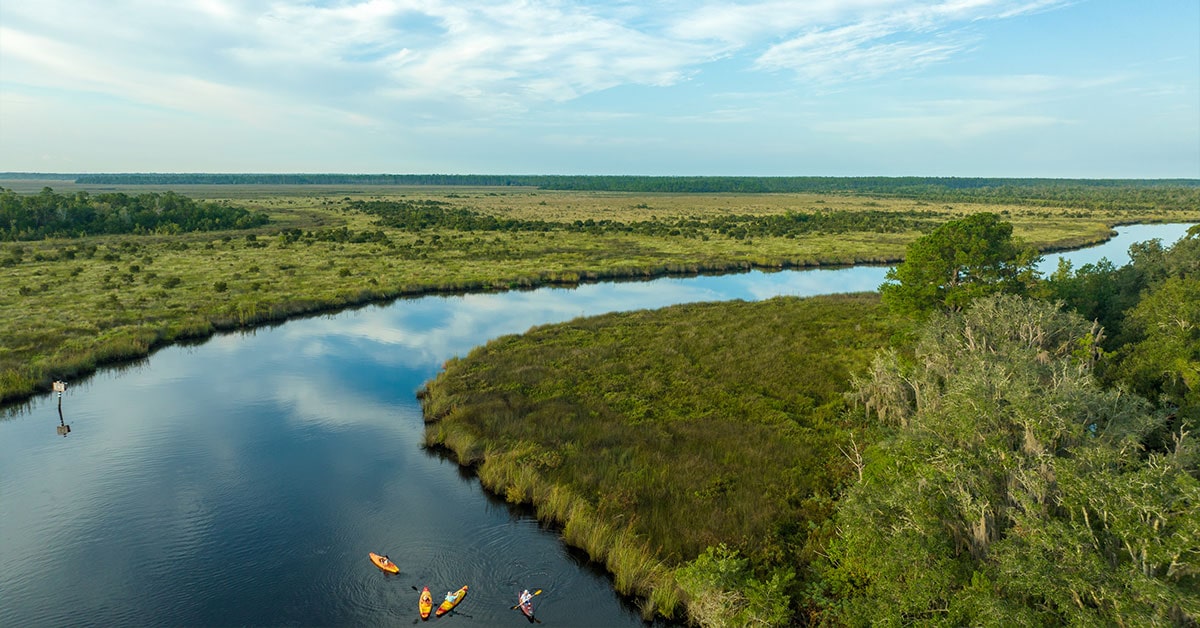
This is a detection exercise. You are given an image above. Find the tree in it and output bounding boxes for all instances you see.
[879,213,1040,316]
[1109,229,1200,441]
[820,295,1199,625]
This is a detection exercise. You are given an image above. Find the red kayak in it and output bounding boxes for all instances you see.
[517,589,535,620]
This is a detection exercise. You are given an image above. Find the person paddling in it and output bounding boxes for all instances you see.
[515,588,540,621]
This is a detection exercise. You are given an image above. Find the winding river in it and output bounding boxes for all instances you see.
[0,222,1193,628]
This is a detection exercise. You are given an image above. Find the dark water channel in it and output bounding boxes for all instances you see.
[1,223,1193,627]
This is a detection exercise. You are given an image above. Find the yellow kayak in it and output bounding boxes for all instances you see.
[368,552,398,574]
[419,586,433,620]
[435,585,468,617]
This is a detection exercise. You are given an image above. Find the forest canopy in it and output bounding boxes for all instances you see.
[0,187,269,240]
[824,294,1198,626]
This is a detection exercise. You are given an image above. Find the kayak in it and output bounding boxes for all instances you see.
[435,585,468,617]
[419,586,433,620]
[517,590,535,620]
[368,552,399,574]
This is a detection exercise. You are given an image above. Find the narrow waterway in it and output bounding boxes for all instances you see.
[0,222,1192,627]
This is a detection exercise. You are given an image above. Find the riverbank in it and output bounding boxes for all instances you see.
[4,183,1196,406]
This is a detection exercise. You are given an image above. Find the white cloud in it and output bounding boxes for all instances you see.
[668,0,904,44]
[4,0,1188,175]
[757,25,970,82]
[751,0,1072,82]
[1,0,1077,120]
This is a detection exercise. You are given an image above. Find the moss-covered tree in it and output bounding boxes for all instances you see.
[820,295,1199,625]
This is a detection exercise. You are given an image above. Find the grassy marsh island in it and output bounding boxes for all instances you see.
[419,293,909,621]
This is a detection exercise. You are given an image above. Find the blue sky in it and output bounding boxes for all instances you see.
[1,0,1197,177]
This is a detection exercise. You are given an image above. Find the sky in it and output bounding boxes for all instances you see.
[0,0,1197,177]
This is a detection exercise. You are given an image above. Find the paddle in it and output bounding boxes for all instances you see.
[511,589,542,610]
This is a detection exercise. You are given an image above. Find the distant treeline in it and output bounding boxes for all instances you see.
[0,187,269,240]
[0,173,79,180]
[352,199,937,238]
[62,173,1200,210]
[72,173,533,187]
[66,173,1200,190]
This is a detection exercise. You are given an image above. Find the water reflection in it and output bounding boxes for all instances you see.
[0,223,1194,628]
[278,267,900,376]
[56,405,70,437]
[1037,222,1196,272]
[53,380,71,436]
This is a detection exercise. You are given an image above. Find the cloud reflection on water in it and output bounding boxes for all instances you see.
[3,223,1195,628]
[278,268,894,372]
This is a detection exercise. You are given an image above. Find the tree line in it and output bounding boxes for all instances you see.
[0,187,269,240]
[65,173,1200,209]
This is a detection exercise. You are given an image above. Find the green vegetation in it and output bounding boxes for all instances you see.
[880,212,1040,316]
[419,293,908,622]
[677,544,794,628]
[355,197,938,239]
[11,179,1196,404]
[0,187,268,240]
[3,178,1198,624]
[822,294,1197,625]
[1046,226,1200,435]
[418,218,1199,626]
[68,172,1200,207]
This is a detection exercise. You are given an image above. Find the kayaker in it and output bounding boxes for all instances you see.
[519,589,533,605]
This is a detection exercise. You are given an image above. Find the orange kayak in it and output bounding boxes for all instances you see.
[368,552,399,574]
[419,586,433,620]
[435,585,468,617]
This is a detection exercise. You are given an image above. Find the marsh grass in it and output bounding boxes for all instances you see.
[3,183,1196,403]
[419,293,910,619]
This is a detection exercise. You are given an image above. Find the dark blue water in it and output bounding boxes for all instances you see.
[0,223,1192,627]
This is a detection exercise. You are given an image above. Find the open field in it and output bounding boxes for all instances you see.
[3,181,1198,403]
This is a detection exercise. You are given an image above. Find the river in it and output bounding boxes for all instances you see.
[0,222,1193,627]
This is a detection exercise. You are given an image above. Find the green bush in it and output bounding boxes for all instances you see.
[676,544,794,628]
